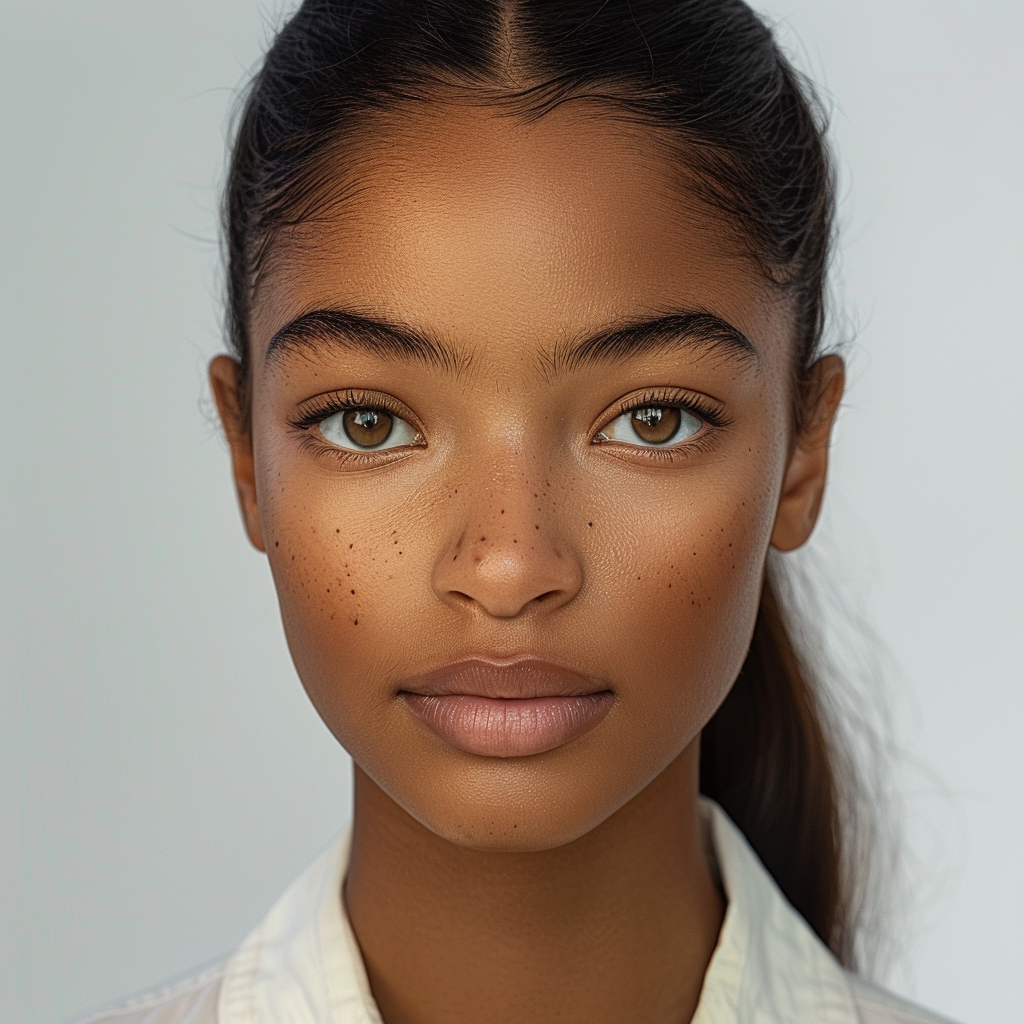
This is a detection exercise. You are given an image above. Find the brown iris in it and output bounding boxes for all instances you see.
[342,408,394,447]
[630,406,681,444]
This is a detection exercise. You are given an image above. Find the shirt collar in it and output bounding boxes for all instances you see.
[217,800,860,1024]
[692,801,860,1024]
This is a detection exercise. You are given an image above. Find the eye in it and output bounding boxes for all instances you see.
[319,407,419,451]
[598,405,703,447]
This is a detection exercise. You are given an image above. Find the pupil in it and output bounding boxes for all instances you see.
[632,406,680,444]
[343,408,393,447]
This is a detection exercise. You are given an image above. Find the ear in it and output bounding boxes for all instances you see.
[209,355,266,552]
[770,355,845,553]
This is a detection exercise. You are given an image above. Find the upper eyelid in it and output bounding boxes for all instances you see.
[598,389,729,430]
[291,389,419,429]
[291,387,727,439]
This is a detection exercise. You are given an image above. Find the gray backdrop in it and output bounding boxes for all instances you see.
[2,2,1021,1022]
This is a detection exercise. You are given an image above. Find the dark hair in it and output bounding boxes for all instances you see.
[223,0,870,967]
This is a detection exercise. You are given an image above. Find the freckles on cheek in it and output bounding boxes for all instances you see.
[253,444,426,707]
[268,524,365,633]
[261,496,412,680]
[610,497,770,698]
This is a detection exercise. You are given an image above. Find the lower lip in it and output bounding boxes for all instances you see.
[400,692,614,758]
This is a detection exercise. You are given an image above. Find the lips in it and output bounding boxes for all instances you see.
[397,658,614,758]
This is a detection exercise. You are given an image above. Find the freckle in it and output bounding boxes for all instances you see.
[353,619,358,625]
[453,555,458,561]
[513,539,518,544]
[668,583,672,588]
[275,541,279,547]
[291,555,295,561]
[501,510,505,514]
[349,543,353,549]
[535,524,540,530]
[480,536,486,541]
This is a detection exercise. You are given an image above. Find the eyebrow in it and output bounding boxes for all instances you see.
[264,309,469,375]
[263,306,759,378]
[545,311,760,377]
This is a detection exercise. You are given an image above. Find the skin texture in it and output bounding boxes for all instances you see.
[211,102,843,1024]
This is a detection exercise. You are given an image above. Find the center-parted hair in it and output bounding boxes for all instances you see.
[223,0,872,968]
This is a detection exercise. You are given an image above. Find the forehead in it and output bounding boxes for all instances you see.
[251,101,790,370]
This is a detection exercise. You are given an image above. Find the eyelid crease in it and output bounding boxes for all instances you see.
[600,387,732,431]
[289,388,421,432]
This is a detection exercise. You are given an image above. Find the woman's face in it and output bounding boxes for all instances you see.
[213,102,839,851]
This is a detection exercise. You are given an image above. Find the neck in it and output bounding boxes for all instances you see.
[344,747,724,1024]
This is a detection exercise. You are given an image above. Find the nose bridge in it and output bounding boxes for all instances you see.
[432,439,583,619]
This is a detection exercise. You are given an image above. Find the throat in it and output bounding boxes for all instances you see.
[344,758,724,1024]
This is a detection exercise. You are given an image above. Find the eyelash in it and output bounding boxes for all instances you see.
[596,388,730,461]
[289,387,730,464]
[290,390,423,465]
[610,388,729,428]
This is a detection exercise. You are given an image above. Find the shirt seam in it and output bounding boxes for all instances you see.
[71,962,226,1023]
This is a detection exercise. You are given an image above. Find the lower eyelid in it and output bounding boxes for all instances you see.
[300,432,419,465]
[595,424,720,456]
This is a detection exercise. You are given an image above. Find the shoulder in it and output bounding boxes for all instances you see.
[70,961,226,1024]
[848,974,962,1024]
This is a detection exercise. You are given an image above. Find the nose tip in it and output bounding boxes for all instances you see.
[434,527,583,619]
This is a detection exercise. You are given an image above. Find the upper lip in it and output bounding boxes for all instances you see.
[397,656,609,699]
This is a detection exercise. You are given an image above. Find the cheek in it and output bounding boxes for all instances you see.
[587,462,777,728]
[254,458,425,741]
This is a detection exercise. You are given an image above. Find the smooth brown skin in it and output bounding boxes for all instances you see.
[212,102,843,1024]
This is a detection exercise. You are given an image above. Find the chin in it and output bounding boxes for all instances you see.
[378,757,645,854]
[414,804,613,854]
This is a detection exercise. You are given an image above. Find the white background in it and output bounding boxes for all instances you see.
[1,3,1021,1022]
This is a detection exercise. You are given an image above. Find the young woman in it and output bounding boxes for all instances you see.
[80,2,956,1022]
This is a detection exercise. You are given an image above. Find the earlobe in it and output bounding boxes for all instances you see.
[769,355,845,553]
[209,355,266,553]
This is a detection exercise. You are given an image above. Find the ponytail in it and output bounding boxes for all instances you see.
[700,568,855,965]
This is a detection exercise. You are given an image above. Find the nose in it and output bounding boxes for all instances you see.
[432,469,584,619]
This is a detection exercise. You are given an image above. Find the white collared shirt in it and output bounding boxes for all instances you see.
[75,802,956,1024]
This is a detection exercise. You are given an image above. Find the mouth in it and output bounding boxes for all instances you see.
[396,657,614,758]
